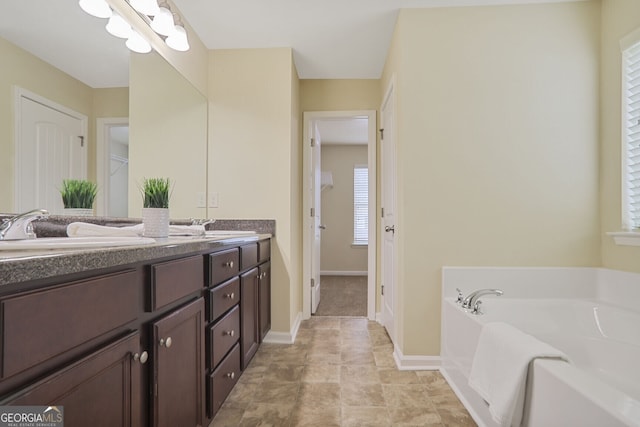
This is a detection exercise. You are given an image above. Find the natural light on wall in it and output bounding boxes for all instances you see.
[79,0,189,53]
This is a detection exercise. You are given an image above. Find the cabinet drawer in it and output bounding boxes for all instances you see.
[209,249,239,286]
[208,277,240,322]
[210,306,240,369]
[150,255,204,311]
[209,344,240,418]
[1,269,139,379]
[240,243,258,270]
[258,239,270,262]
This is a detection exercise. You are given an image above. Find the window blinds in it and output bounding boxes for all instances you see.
[353,166,368,243]
[623,42,640,230]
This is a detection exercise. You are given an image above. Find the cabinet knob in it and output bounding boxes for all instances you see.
[160,337,172,348]
[224,292,235,299]
[225,372,235,379]
[223,330,235,337]
[224,261,234,268]
[133,351,148,364]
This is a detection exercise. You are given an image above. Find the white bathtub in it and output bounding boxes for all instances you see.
[441,267,640,427]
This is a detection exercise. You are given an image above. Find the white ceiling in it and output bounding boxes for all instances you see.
[0,0,585,87]
[316,118,369,145]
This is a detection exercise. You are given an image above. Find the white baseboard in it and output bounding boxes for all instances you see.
[320,270,367,276]
[376,312,383,324]
[392,346,441,371]
[262,311,302,344]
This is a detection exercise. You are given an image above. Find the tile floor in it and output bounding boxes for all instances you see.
[210,317,476,427]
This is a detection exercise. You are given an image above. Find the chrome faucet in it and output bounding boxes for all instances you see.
[461,288,503,311]
[0,209,49,240]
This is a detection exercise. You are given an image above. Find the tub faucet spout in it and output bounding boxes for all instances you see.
[461,288,503,310]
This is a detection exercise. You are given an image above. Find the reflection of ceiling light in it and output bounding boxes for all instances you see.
[105,12,132,39]
[78,0,112,19]
[125,30,152,53]
[150,7,175,36]
[129,0,160,17]
[166,25,189,52]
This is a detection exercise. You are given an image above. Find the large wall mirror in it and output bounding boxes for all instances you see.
[0,0,207,219]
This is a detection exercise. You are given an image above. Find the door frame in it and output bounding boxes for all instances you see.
[96,117,129,216]
[302,110,377,320]
[13,86,88,212]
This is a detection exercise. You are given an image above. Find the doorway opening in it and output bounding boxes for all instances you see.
[96,118,129,217]
[302,110,376,320]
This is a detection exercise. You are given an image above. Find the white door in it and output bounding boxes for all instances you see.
[16,90,87,214]
[310,123,322,313]
[381,86,397,342]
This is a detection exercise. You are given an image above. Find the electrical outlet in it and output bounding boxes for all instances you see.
[196,192,206,208]
[209,192,219,208]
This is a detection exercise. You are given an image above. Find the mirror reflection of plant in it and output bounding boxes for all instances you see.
[60,179,98,209]
[142,178,171,209]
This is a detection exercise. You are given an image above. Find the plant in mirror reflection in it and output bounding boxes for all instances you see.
[60,179,98,209]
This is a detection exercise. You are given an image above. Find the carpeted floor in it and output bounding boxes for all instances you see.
[314,275,367,317]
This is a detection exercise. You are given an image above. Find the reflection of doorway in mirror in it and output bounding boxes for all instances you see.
[15,88,88,214]
[96,118,129,217]
[108,126,128,217]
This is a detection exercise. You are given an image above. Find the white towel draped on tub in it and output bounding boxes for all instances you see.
[468,322,570,427]
[67,222,205,237]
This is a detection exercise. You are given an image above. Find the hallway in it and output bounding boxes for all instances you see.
[211,317,475,426]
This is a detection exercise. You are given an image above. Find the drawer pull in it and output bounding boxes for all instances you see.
[159,337,173,348]
[224,292,235,300]
[133,351,149,364]
[224,261,234,268]
[223,330,235,337]
[225,372,235,379]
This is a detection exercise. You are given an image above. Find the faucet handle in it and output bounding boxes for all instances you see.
[471,300,483,315]
[455,288,464,304]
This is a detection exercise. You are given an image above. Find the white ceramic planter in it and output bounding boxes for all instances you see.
[142,208,170,238]
[63,208,93,216]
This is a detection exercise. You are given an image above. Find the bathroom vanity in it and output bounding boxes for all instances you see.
[0,233,271,426]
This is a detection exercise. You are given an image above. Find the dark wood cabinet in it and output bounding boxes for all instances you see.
[152,298,205,427]
[240,268,260,370]
[2,332,142,427]
[0,237,270,427]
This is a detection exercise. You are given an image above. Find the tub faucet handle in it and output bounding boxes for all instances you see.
[471,300,483,315]
[455,288,464,304]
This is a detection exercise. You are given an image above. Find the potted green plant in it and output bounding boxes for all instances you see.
[60,179,97,216]
[141,177,171,237]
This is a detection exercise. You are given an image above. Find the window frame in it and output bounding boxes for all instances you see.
[353,164,368,246]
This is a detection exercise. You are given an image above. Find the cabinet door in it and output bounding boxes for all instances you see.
[258,261,271,342]
[2,332,141,427]
[152,298,205,427]
[240,268,259,370]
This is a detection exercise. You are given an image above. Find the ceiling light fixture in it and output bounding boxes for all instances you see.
[125,30,152,53]
[79,0,112,19]
[78,0,190,53]
[166,25,189,52]
[106,12,133,39]
[129,0,160,17]
[150,7,175,36]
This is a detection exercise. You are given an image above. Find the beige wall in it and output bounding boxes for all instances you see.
[601,0,640,272]
[128,52,207,219]
[381,2,601,356]
[320,145,368,273]
[208,48,301,334]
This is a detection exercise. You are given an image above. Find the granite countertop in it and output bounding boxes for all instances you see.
[0,215,275,287]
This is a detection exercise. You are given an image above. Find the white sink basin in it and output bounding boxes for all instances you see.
[0,236,156,250]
